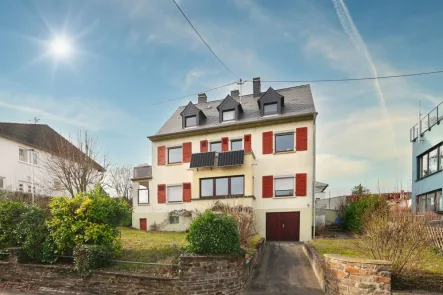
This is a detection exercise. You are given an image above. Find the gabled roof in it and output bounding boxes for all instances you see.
[217,95,243,111]
[151,84,316,139]
[0,123,105,171]
[257,87,284,107]
[180,101,205,117]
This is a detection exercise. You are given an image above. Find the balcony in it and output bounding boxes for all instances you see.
[410,101,443,142]
[132,165,152,180]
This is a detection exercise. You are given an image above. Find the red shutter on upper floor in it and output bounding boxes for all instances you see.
[182,142,192,163]
[295,173,307,196]
[296,127,308,151]
[262,131,273,154]
[157,146,166,166]
[183,183,192,202]
[200,140,208,152]
[244,134,252,153]
[262,175,274,198]
[158,184,166,203]
[221,137,229,152]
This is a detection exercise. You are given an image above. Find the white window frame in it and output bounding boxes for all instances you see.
[274,176,295,197]
[167,185,183,203]
[138,184,149,205]
[19,148,28,163]
[222,109,235,122]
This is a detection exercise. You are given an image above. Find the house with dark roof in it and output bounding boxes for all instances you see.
[132,77,318,241]
[0,123,103,196]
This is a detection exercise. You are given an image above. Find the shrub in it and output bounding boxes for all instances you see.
[247,236,262,249]
[46,185,128,256]
[0,202,27,248]
[359,208,433,276]
[74,244,113,275]
[187,210,243,255]
[343,195,386,232]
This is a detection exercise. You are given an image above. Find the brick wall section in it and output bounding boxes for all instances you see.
[324,254,392,295]
[0,250,253,295]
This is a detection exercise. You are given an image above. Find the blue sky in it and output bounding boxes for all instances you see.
[1,0,443,195]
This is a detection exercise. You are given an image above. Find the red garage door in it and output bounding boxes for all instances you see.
[266,212,300,241]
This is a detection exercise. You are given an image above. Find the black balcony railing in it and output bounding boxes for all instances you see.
[410,101,443,142]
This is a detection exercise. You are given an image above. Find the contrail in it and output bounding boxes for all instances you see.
[332,0,396,140]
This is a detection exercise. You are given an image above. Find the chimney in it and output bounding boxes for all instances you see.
[253,77,261,98]
[230,90,239,98]
[198,93,207,104]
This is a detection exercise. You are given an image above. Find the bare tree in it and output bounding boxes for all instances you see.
[41,131,109,198]
[107,165,133,200]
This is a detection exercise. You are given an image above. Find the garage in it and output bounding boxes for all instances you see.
[266,212,300,241]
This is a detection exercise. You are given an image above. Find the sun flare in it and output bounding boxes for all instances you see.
[50,37,72,58]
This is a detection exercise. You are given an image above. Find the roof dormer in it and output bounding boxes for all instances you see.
[217,94,243,123]
[257,87,284,116]
[180,101,206,129]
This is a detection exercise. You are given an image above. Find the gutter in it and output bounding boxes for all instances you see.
[312,112,317,239]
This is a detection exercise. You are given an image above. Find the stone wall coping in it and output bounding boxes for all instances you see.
[324,254,392,265]
[95,270,179,281]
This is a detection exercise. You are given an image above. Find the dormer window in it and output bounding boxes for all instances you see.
[264,102,278,116]
[222,109,235,122]
[185,115,197,127]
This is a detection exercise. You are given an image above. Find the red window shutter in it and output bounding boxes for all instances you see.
[158,184,166,203]
[296,173,307,196]
[262,131,273,154]
[182,142,192,163]
[244,134,252,153]
[200,140,208,152]
[157,146,166,166]
[296,127,308,151]
[221,137,229,152]
[262,176,274,198]
[183,183,192,202]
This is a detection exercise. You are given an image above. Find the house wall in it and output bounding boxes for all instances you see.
[132,118,315,241]
[412,121,443,211]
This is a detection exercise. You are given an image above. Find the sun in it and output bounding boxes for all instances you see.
[50,37,72,58]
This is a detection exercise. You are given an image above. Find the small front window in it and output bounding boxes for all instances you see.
[185,115,197,127]
[138,183,149,204]
[264,102,278,116]
[275,133,294,153]
[168,147,182,164]
[275,177,295,197]
[231,140,242,151]
[210,142,222,153]
[19,148,28,162]
[167,185,182,203]
[169,215,179,224]
[222,109,235,122]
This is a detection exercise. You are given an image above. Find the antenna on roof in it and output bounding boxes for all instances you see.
[418,101,423,142]
[29,117,40,124]
[237,78,245,104]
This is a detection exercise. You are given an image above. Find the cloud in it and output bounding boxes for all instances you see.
[317,154,369,181]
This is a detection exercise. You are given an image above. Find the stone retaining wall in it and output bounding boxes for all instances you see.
[324,254,392,295]
[302,242,325,292]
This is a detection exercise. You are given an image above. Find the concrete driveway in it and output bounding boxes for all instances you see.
[244,242,323,295]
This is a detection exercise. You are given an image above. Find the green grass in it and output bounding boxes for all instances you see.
[309,238,368,259]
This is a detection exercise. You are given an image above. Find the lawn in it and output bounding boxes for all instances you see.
[104,227,188,276]
[310,238,443,292]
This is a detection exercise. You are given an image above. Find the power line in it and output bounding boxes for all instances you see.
[171,0,239,79]
[149,81,237,106]
[249,70,443,84]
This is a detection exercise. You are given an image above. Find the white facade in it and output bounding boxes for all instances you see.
[132,118,316,241]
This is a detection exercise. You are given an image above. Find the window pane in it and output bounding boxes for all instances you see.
[275,133,294,152]
[264,103,277,115]
[216,178,228,196]
[168,147,182,163]
[427,192,436,212]
[429,148,438,174]
[421,154,428,178]
[275,177,294,196]
[223,110,235,121]
[437,191,443,212]
[32,152,38,165]
[440,147,443,170]
[185,116,196,127]
[201,179,213,197]
[19,149,27,162]
[231,140,242,151]
[231,177,244,195]
[169,216,179,224]
[168,185,182,202]
[138,189,149,204]
[210,142,222,153]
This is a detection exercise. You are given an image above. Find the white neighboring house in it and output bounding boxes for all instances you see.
[0,123,103,197]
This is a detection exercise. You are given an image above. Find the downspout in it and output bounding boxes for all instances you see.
[312,113,317,240]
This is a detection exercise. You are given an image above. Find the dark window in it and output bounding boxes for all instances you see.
[417,190,443,213]
[185,115,196,127]
[231,139,242,151]
[275,133,294,153]
[169,216,179,224]
[138,184,149,204]
[222,109,235,121]
[210,141,222,153]
[275,177,294,197]
[168,146,182,164]
[200,176,245,198]
[417,144,443,180]
[264,102,278,115]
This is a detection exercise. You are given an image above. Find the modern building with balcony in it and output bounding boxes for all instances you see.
[410,101,443,213]
[131,77,317,242]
